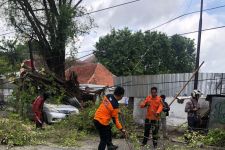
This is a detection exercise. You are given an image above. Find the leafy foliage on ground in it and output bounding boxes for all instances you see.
[0,113,86,147]
[53,101,142,149]
[203,129,225,147]
[183,129,225,148]
[62,101,98,133]
[0,101,140,147]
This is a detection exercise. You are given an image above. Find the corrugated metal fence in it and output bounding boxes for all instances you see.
[114,73,225,97]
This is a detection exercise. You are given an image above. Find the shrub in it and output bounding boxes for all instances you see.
[57,101,98,133]
[203,129,225,147]
[184,129,225,148]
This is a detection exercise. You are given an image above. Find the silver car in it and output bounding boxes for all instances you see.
[43,104,79,124]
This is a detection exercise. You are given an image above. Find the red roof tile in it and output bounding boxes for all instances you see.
[65,63,114,86]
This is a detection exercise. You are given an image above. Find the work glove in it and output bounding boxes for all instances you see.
[121,128,126,134]
[155,113,160,118]
[145,102,150,107]
[120,128,128,138]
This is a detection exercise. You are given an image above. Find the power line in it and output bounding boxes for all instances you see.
[55,52,93,69]
[76,53,93,60]
[27,52,93,62]
[149,4,225,31]
[1,3,224,37]
[131,48,151,73]
[0,0,142,36]
[131,24,225,74]
[0,54,94,86]
[0,1,8,8]
[131,0,192,73]
[119,24,225,74]
[160,0,191,31]
[175,25,225,36]
[80,0,141,16]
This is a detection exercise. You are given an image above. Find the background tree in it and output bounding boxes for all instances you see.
[94,28,196,76]
[0,38,29,75]
[1,0,94,78]
[170,34,196,73]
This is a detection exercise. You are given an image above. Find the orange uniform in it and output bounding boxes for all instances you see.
[140,96,163,120]
[94,94,123,129]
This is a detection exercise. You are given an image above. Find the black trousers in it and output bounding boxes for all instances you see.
[142,119,159,146]
[36,120,43,128]
[188,116,199,131]
[94,120,113,150]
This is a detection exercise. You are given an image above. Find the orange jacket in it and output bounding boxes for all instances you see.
[140,95,163,120]
[94,94,123,129]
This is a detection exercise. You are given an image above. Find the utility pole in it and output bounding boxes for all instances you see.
[28,39,35,72]
[194,0,203,89]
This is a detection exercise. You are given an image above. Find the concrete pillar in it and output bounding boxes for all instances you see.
[133,98,146,125]
[128,97,134,109]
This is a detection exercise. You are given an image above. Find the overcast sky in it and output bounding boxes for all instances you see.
[0,0,225,73]
[77,0,225,73]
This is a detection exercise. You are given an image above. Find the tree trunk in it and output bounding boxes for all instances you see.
[46,51,65,79]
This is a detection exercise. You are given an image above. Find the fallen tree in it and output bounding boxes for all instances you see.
[10,66,82,117]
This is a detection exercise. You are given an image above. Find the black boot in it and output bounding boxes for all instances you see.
[108,144,118,150]
[153,141,157,149]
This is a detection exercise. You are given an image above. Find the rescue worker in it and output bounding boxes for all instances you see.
[94,86,126,150]
[160,95,170,139]
[185,90,201,131]
[140,87,163,148]
[32,93,49,129]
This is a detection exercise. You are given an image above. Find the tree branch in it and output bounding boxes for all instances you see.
[74,0,83,9]
[21,0,51,50]
[43,0,51,27]
[59,0,62,7]
[69,0,73,5]
[22,0,47,29]
[16,0,50,52]
[43,0,57,48]
[0,1,8,8]
[0,45,9,52]
[33,8,46,12]
[47,0,59,17]
[13,19,34,39]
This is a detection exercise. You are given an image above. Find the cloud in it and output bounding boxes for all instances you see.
[0,0,223,72]
[158,12,225,73]
[78,0,225,73]
[78,0,186,54]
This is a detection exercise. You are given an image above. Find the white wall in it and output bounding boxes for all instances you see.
[133,97,209,126]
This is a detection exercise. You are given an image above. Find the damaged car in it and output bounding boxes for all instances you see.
[43,103,79,124]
